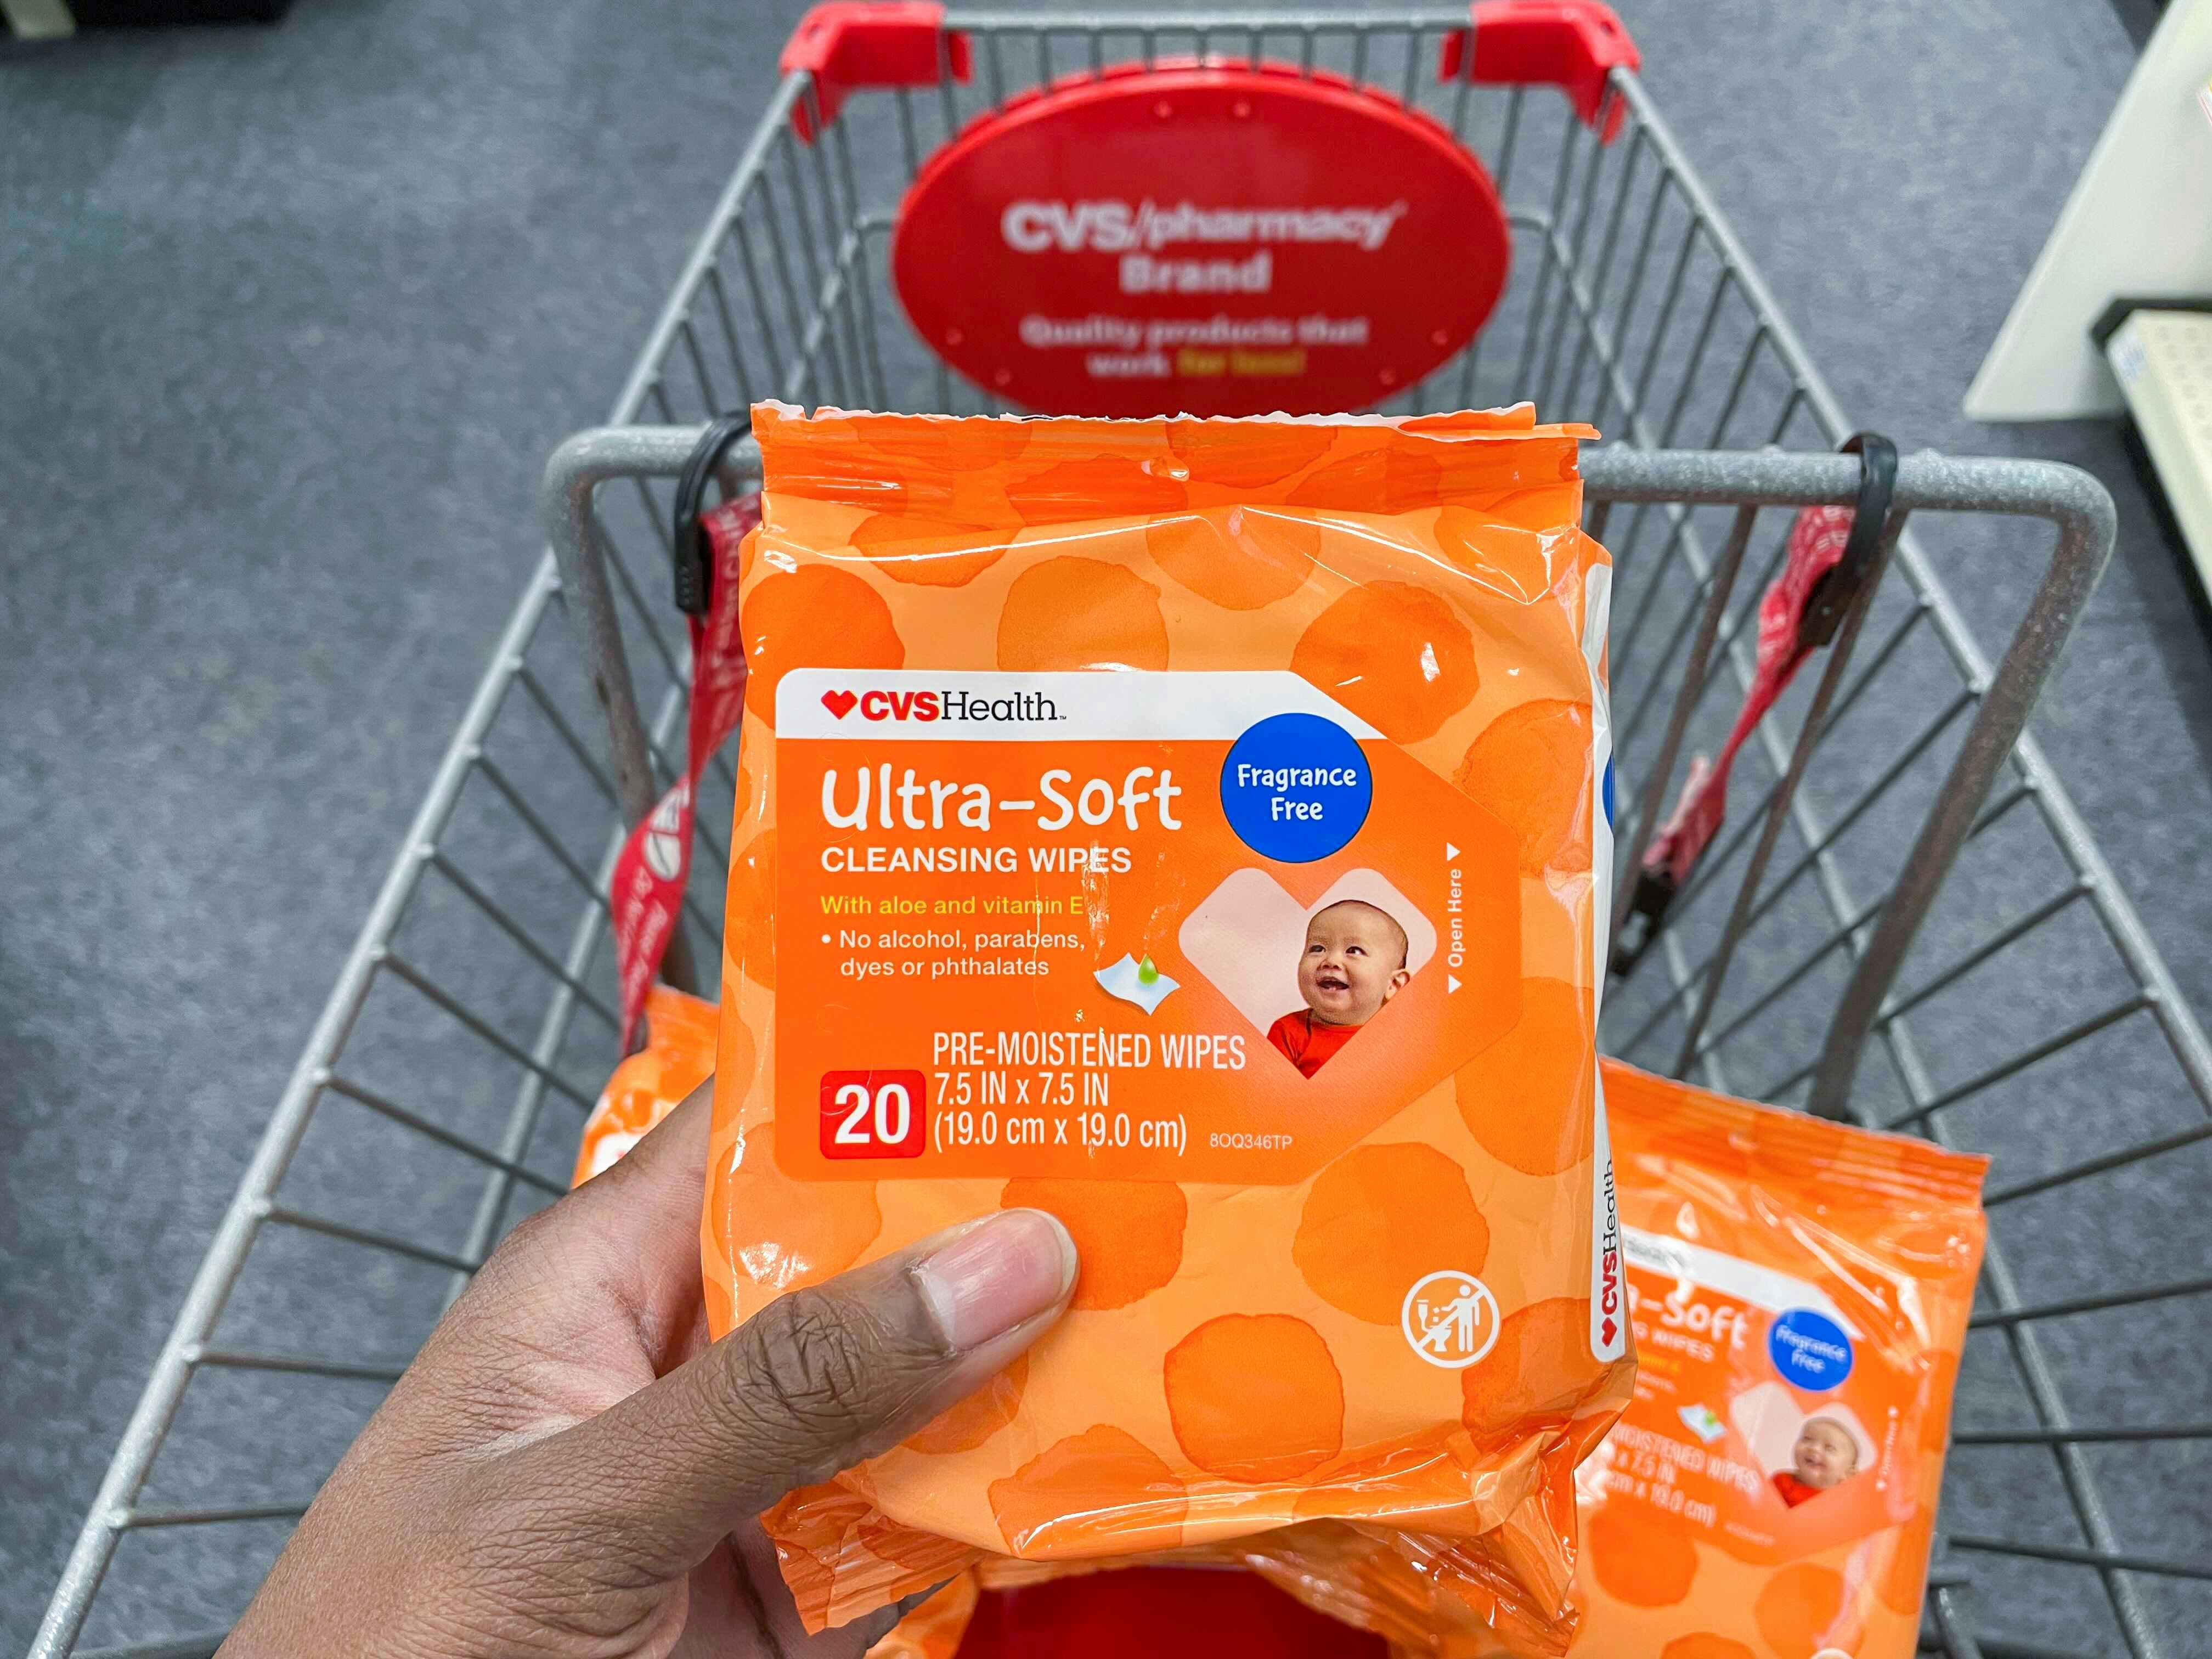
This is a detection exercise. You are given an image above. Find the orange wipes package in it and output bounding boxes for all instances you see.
[572,986,716,1187]
[703,402,1633,1641]
[1363,1060,1986,1658]
[1561,1061,1987,1659]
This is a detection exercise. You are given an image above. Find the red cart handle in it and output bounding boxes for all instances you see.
[1440,1,1640,142]
[782,1,972,140]
[782,2,1637,145]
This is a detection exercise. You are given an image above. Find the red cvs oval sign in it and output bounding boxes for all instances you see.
[892,63,1511,417]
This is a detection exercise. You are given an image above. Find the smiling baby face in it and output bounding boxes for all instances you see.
[1790,1417,1860,1490]
[1297,900,1412,1028]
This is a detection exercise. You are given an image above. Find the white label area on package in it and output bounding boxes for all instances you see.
[777,669,1386,742]
[1623,1227,1861,1336]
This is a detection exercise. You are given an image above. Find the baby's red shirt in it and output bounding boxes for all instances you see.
[1771,1470,1822,1508]
[1267,1010,1361,1077]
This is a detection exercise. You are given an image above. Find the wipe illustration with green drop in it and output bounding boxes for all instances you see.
[1096,951,1180,1014]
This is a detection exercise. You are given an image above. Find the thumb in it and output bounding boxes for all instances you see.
[501,1208,1077,1583]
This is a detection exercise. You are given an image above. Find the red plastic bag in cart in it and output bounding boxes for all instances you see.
[879,1565,1391,1659]
[862,1491,1604,1657]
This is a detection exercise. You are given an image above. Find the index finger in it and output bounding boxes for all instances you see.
[446,1076,718,1374]
[562,1075,719,1327]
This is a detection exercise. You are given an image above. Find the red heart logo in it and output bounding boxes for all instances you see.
[1600,1316,1618,1346]
[821,689,859,719]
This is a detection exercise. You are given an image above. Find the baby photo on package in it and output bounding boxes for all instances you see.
[701,404,1630,1639]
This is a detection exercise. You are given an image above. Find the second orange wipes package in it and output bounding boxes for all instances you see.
[704,402,1629,1640]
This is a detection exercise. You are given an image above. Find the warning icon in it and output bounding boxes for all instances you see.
[1401,1269,1502,1369]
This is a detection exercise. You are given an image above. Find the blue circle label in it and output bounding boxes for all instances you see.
[1602,755,1616,827]
[1220,713,1373,863]
[1769,1308,1854,1391]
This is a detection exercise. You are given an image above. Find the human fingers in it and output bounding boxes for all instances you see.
[411,1078,720,1398]
[558,1075,718,1305]
[487,1207,1076,1588]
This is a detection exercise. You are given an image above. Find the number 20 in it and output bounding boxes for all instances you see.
[833,1080,912,1146]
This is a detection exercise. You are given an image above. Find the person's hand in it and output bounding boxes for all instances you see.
[224,1081,1077,1658]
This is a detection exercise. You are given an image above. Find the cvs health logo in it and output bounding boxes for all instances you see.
[1594,1161,1623,1352]
[817,685,1064,725]
[1593,1159,1628,1362]
[821,688,940,723]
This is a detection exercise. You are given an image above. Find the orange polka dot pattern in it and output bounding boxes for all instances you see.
[1587,1503,1699,1607]
[1661,1637,1758,1659]
[1457,1297,1596,1435]
[742,564,905,729]
[1454,699,1594,875]
[709,1116,883,1295]
[1164,1314,1347,1481]
[707,405,1626,1643]
[904,1356,1029,1456]
[1754,1564,1848,1657]
[850,512,1006,588]
[1454,977,1594,1178]
[724,828,777,992]
[1001,1179,1186,1312]
[1290,581,1480,743]
[996,556,1171,671]
[1292,1143,1491,1325]
[990,1425,1190,1555]
[1144,506,1318,611]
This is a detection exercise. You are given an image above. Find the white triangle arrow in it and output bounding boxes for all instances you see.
[1444,842,1460,861]
[1447,974,1462,995]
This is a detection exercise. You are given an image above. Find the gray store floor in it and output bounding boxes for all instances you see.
[5,1,2210,1655]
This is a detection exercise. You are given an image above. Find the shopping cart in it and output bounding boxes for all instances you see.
[34,7,2212,1658]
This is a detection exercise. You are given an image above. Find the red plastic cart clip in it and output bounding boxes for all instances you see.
[1609,434,1899,978]
[1439,0,1640,142]
[605,417,759,1049]
[782,2,974,141]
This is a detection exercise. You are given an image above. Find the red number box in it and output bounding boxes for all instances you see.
[819,1070,928,1160]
